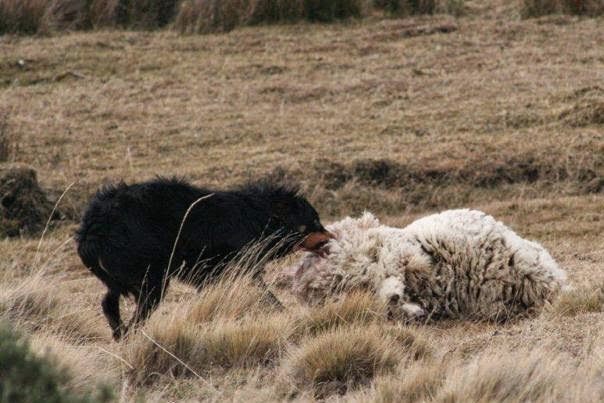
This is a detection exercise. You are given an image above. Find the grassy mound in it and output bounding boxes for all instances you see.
[0,164,56,237]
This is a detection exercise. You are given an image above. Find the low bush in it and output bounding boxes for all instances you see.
[0,322,112,403]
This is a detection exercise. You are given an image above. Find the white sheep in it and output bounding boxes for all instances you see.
[287,209,567,321]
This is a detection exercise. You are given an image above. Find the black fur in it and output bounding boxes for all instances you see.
[75,177,328,340]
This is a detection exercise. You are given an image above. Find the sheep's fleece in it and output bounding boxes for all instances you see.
[288,209,567,321]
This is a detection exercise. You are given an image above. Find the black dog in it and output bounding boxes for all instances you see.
[75,177,331,340]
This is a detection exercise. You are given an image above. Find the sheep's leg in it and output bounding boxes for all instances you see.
[101,289,124,341]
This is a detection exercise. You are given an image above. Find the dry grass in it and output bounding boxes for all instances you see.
[0,111,16,162]
[285,325,401,397]
[174,0,365,34]
[551,282,604,316]
[0,0,48,34]
[1,1,604,401]
[0,0,181,34]
[371,362,447,403]
[292,291,383,337]
[124,314,289,384]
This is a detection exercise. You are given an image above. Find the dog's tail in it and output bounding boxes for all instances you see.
[75,184,123,268]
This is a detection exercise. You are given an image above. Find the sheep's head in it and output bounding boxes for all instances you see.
[286,212,381,304]
[378,276,426,322]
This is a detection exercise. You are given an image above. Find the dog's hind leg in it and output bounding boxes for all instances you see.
[101,289,124,341]
[127,276,169,333]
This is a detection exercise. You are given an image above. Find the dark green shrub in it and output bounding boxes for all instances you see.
[0,322,112,403]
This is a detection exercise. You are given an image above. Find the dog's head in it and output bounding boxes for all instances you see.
[245,180,333,253]
[264,185,333,253]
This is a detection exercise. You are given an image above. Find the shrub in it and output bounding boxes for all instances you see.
[0,322,112,403]
[521,0,604,17]
[373,362,446,403]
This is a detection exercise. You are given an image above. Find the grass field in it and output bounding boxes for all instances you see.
[1,0,604,401]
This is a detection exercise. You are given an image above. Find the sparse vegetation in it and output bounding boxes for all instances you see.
[1,0,604,401]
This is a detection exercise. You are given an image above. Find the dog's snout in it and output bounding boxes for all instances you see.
[389,294,400,305]
[301,231,333,252]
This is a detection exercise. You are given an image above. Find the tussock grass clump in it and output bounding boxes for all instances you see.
[292,291,383,337]
[434,350,571,401]
[185,275,269,323]
[285,326,400,398]
[174,0,363,34]
[521,0,604,17]
[382,325,433,361]
[0,274,104,340]
[0,164,56,236]
[373,362,446,403]
[125,316,289,384]
[0,278,57,324]
[551,282,604,316]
